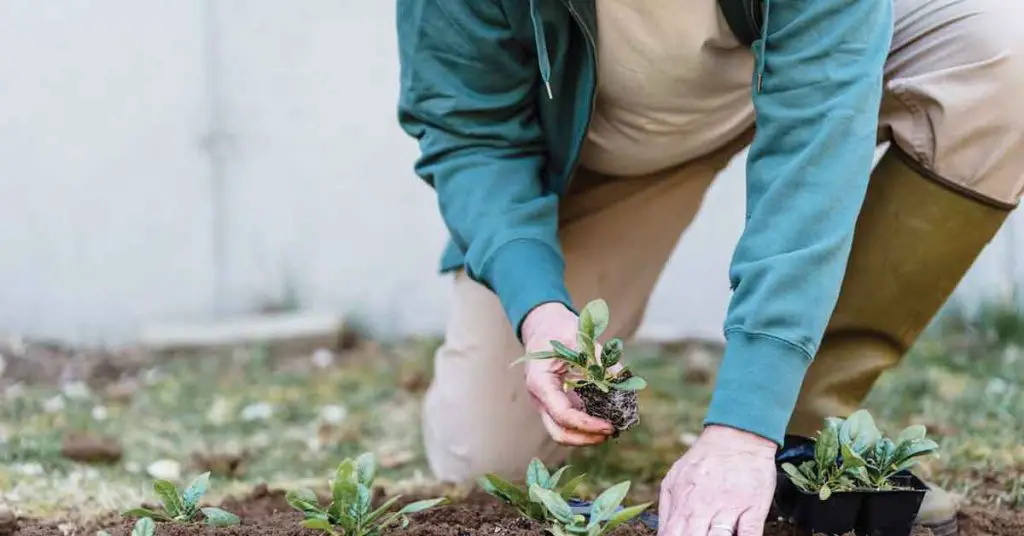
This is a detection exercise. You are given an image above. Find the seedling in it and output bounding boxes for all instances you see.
[530,480,651,536]
[514,300,646,393]
[286,452,447,536]
[121,472,240,527]
[513,299,646,431]
[782,409,940,500]
[478,458,586,521]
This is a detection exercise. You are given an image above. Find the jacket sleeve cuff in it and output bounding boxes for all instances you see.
[703,330,813,446]
[481,239,574,342]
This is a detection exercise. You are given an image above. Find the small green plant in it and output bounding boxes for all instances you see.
[478,458,587,521]
[121,472,240,526]
[530,480,651,536]
[512,299,646,393]
[782,409,940,500]
[286,452,446,536]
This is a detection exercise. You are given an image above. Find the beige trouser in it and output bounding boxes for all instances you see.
[423,0,1024,482]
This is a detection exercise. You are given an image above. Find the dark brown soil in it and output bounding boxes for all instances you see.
[575,371,640,433]
[9,485,1024,535]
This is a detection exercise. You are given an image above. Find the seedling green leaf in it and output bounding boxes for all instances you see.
[288,452,446,536]
[589,481,629,526]
[122,472,238,525]
[131,517,155,536]
[181,472,210,511]
[529,486,575,524]
[201,507,240,527]
[528,458,552,488]
[153,480,182,517]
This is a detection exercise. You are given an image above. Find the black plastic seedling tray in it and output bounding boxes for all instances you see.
[774,470,928,536]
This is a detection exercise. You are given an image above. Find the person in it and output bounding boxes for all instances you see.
[395,0,1023,534]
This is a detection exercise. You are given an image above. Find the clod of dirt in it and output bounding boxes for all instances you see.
[191,451,248,478]
[60,431,123,464]
[575,370,639,433]
[0,504,17,536]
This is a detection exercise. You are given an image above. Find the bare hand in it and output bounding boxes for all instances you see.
[521,302,616,446]
[658,425,777,536]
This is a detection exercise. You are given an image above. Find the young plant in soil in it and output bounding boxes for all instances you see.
[529,480,651,536]
[478,458,587,521]
[121,472,240,527]
[513,299,647,432]
[285,452,447,536]
[781,409,939,499]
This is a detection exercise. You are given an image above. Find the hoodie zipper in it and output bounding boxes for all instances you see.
[562,0,599,193]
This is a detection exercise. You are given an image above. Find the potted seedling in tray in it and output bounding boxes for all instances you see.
[776,409,940,536]
[513,299,647,432]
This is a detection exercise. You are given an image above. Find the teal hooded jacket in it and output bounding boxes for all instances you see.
[396,0,894,445]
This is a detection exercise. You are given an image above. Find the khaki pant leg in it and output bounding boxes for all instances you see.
[789,0,1023,439]
[423,132,752,483]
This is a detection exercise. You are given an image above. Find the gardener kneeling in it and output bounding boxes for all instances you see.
[396,0,1024,535]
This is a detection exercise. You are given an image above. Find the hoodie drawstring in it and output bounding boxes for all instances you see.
[756,0,770,93]
[529,0,554,99]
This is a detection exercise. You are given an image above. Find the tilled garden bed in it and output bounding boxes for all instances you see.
[9,485,1024,536]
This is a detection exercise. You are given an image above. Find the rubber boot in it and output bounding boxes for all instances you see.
[787,146,1012,536]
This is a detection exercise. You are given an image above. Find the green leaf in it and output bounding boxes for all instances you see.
[510,351,559,368]
[818,484,832,501]
[589,481,629,526]
[815,421,841,471]
[355,452,377,487]
[582,299,610,339]
[529,485,575,524]
[840,410,882,455]
[600,339,623,368]
[131,517,155,536]
[577,332,597,365]
[587,365,605,382]
[152,480,182,517]
[840,443,866,469]
[201,507,240,527]
[528,458,552,488]
[181,472,210,511]
[602,503,651,533]
[547,466,570,489]
[559,473,586,500]
[332,459,360,505]
[479,474,529,507]
[285,488,324,516]
[397,497,447,515]
[781,463,816,493]
[302,518,337,534]
[364,495,402,525]
[121,508,171,522]
[551,341,582,362]
[610,376,646,392]
[897,424,927,445]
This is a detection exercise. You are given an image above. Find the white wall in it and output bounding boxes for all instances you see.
[0,1,1019,345]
